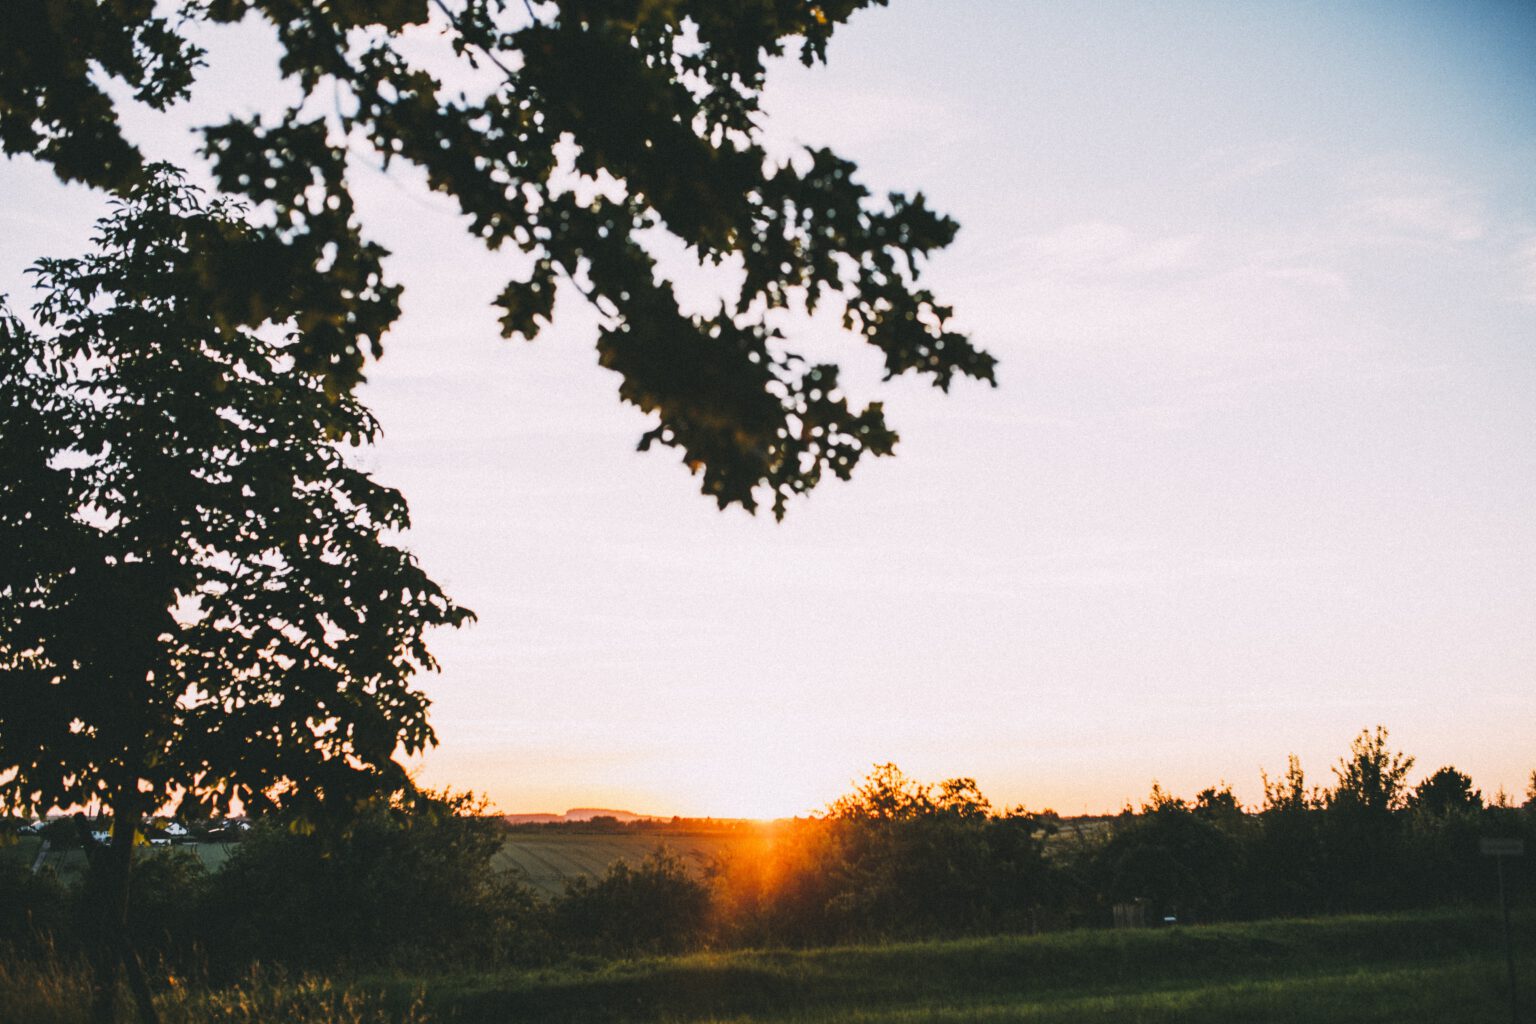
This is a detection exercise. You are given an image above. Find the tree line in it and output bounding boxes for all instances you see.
[4,728,1530,974]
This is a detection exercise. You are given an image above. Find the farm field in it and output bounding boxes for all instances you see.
[9,824,761,896]
[10,814,1111,898]
[493,829,757,898]
[7,822,755,890]
[411,906,1533,1023]
[491,818,1112,898]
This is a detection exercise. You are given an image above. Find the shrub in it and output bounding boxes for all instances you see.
[123,850,207,964]
[553,849,711,956]
[712,768,1062,945]
[0,857,69,952]
[1094,785,1244,924]
[200,793,540,972]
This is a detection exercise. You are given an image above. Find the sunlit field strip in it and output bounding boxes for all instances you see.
[406,907,1532,1023]
[679,963,1519,1023]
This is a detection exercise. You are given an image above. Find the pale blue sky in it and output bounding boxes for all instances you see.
[3,1,1534,816]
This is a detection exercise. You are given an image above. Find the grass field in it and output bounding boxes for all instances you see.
[2,906,1529,1023]
[410,906,1533,1023]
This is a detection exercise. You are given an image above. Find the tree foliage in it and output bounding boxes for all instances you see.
[1328,725,1414,818]
[0,0,995,518]
[1095,784,1244,923]
[553,848,710,956]
[0,170,471,825]
[1409,766,1483,820]
[715,764,1059,944]
[202,792,538,970]
[1260,754,1316,815]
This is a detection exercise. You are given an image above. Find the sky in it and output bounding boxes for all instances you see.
[2,1,1534,818]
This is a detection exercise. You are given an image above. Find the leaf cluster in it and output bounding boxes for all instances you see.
[0,0,996,516]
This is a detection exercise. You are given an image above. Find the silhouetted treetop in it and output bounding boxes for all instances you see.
[1329,726,1414,817]
[1409,766,1483,819]
[828,763,993,822]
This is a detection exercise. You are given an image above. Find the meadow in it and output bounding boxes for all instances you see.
[412,906,1533,1023]
[2,906,1527,1023]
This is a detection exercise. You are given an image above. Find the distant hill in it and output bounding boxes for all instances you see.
[502,808,651,825]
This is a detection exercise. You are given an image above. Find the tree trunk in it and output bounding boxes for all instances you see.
[87,788,161,1024]
[77,814,119,1024]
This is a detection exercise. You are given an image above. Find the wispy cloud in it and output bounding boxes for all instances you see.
[1257,264,1351,295]
[954,216,1368,368]
[1339,168,1487,244]
[1004,221,1204,278]
[1192,141,1297,190]
[758,66,982,178]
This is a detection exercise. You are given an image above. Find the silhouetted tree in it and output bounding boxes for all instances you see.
[0,0,995,517]
[1263,755,1321,815]
[711,766,1061,944]
[1320,727,1415,909]
[1192,784,1245,826]
[829,779,1000,936]
[1329,726,1414,817]
[1249,755,1323,917]
[1409,767,1483,819]
[1096,784,1242,923]
[1399,767,1484,903]
[824,766,1058,937]
[827,763,970,822]
[979,807,1063,930]
[0,171,470,1021]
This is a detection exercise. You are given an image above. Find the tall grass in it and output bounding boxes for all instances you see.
[159,971,431,1024]
[0,948,84,1024]
[0,954,432,1024]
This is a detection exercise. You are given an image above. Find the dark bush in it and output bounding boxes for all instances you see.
[200,793,541,972]
[0,856,69,952]
[124,849,207,963]
[711,767,1062,945]
[553,849,711,956]
[1094,785,1244,924]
